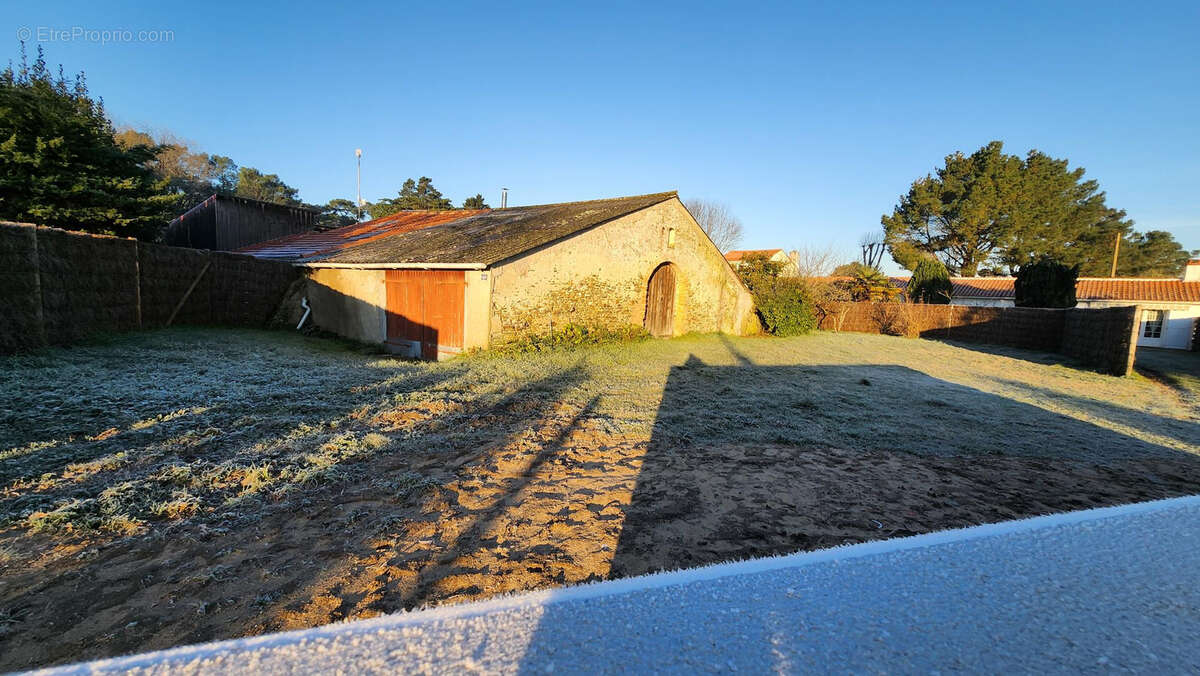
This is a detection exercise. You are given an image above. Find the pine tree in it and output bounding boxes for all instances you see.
[1014,258,1078,308]
[908,258,953,304]
[368,177,453,219]
[462,193,490,209]
[0,45,176,238]
[881,141,1141,276]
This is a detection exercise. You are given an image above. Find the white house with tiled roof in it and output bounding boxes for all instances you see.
[724,249,799,276]
[893,260,1200,350]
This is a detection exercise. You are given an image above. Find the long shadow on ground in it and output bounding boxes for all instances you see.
[7,336,1200,672]
[513,350,1200,671]
[0,331,596,671]
[607,354,1200,579]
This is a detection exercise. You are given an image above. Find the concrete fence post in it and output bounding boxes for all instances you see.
[30,224,46,347]
[1119,305,1140,376]
[132,240,142,330]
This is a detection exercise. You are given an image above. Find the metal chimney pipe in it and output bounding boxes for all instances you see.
[501,188,508,209]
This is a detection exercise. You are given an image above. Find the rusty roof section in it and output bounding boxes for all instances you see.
[724,249,784,262]
[888,276,1200,303]
[306,191,678,267]
[237,210,487,261]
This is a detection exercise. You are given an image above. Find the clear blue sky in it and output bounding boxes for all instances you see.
[7,1,1199,272]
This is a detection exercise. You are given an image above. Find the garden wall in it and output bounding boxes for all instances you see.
[0,222,300,352]
[0,223,46,351]
[1061,306,1140,377]
[818,302,1138,376]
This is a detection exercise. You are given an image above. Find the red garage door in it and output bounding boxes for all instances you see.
[384,270,465,359]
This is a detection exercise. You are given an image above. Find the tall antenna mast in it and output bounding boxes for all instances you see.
[355,148,363,221]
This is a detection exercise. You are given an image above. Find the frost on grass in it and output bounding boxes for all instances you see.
[1,327,1197,541]
[2,328,1200,672]
[0,328,456,536]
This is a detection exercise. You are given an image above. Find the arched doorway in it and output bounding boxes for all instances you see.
[644,262,676,337]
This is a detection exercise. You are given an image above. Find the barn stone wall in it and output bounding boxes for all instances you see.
[487,199,757,342]
[305,268,387,345]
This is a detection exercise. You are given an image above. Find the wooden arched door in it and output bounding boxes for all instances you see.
[644,263,676,337]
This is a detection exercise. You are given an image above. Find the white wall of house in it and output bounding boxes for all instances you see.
[950,298,1014,308]
[1077,300,1198,350]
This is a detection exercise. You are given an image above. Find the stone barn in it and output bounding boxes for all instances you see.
[241,191,758,358]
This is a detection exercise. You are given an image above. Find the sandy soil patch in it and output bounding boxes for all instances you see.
[1,329,1197,670]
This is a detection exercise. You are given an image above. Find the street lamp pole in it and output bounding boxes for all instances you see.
[355,148,363,221]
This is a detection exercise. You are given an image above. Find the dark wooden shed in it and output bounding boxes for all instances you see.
[164,195,318,251]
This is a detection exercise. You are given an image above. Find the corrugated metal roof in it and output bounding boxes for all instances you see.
[237,210,486,261]
[725,249,784,262]
[170,194,319,228]
[306,191,678,267]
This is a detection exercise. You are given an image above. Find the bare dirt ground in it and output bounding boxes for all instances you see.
[1,329,1198,670]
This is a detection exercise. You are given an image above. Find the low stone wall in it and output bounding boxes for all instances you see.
[0,222,300,353]
[819,302,1137,376]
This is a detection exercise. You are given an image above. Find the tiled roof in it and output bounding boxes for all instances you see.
[891,276,1018,299]
[890,276,1200,303]
[237,210,485,261]
[1075,278,1200,303]
[307,191,677,266]
[725,249,783,262]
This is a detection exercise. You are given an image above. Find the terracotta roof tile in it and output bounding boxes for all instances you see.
[1075,278,1200,303]
[889,276,1200,303]
[890,277,1018,299]
[724,249,783,262]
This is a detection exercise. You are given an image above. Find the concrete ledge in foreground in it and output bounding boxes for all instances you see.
[33,495,1200,674]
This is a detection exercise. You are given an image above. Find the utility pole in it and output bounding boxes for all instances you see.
[355,148,363,221]
[1110,230,1121,277]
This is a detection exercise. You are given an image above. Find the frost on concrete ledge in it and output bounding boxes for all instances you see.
[42,495,1200,675]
